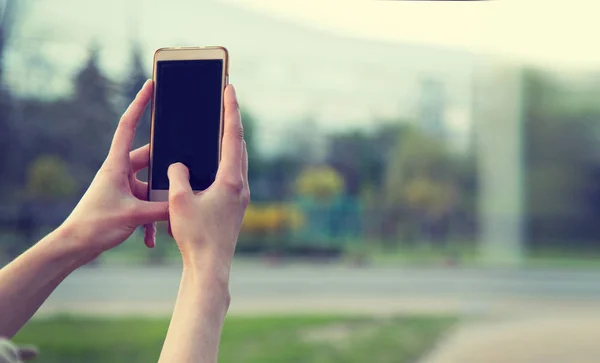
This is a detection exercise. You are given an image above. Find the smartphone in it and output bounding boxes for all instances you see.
[148,46,229,202]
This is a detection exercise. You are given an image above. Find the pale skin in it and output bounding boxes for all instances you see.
[0,81,249,363]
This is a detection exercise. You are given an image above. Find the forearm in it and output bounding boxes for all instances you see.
[159,256,231,363]
[0,226,94,337]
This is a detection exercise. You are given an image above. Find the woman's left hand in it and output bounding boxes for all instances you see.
[61,80,167,260]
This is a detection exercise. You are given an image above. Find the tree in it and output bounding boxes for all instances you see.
[294,165,350,251]
[0,0,18,82]
[296,165,344,202]
[523,70,600,251]
[257,154,304,201]
[125,41,151,149]
[0,42,118,256]
[240,109,260,183]
[63,44,119,186]
[239,110,305,202]
[9,98,73,191]
[0,0,19,196]
[283,117,324,165]
[326,123,405,196]
[383,127,470,244]
[26,155,77,201]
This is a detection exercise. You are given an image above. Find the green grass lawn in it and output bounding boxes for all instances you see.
[13,315,454,363]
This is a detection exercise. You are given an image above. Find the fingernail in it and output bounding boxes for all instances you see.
[136,80,152,97]
[168,162,189,177]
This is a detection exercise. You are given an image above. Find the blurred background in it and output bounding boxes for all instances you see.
[2,0,600,362]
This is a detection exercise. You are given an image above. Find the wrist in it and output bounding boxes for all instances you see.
[181,251,232,307]
[182,251,231,285]
[182,245,232,278]
[24,226,98,281]
[48,224,101,267]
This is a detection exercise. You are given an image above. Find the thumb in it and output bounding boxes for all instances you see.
[131,201,169,225]
[168,163,193,206]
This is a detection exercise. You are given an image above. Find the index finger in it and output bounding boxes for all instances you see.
[216,84,244,186]
[108,80,153,163]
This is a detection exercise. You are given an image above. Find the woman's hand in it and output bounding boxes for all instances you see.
[60,80,167,260]
[158,84,250,363]
[167,84,250,278]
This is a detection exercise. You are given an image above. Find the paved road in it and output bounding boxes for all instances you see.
[35,262,600,362]
[421,311,600,363]
[37,262,600,317]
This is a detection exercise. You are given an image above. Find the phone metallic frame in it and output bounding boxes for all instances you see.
[148,46,229,202]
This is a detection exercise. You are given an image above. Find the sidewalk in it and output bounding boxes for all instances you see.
[420,309,600,363]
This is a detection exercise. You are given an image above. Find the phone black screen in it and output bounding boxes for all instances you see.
[151,59,223,191]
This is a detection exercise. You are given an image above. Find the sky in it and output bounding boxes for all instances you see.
[10,0,600,75]
[5,0,474,123]
[4,0,600,155]
[224,0,600,69]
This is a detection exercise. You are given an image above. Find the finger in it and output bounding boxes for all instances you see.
[144,223,156,248]
[132,179,148,200]
[242,140,248,185]
[130,200,169,225]
[168,163,193,204]
[130,144,150,173]
[167,221,173,238]
[216,84,244,190]
[108,80,153,163]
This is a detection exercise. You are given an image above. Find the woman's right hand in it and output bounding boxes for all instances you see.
[166,84,250,281]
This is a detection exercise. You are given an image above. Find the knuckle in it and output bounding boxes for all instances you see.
[240,187,251,207]
[221,176,245,195]
[169,189,189,206]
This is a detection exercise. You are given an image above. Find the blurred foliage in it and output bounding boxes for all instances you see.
[382,127,476,244]
[386,129,453,205]
[126,41,151,150]
[523,70,600,249]
[3,1,600,260]
[240,110,258,168]
[0,38,140,255]
[66,44,119,178]
[241,203,304,235]
[26,155,77,200]
[404,177,457,218]
[240,110,261,187]
[254,154,304,201]
[0,0,19,199]
[249,118,305,202]
[296,166,345,201]
[326,125,401,196]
